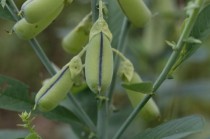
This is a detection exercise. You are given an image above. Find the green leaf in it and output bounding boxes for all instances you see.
[0,130,28,139]
[0,75,80,125]
[122,82,153,94]
[171,4,210,74]
[0,3,14,21]
[133,115,205,139]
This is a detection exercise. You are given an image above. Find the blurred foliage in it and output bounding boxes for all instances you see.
[0,0,210,139]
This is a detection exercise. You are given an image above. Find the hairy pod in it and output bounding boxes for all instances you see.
[13,4,64,40]
[35,65,73,112]
[85,32,113,94]
[62,13,92,54]
[125,72,160,121]
[21,0,71,23]
[117,0,151,28]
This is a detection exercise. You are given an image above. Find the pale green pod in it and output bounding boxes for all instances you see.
[117,0,151,28]
[62,13,92,54]
[21,0,71,23]
[125,72,160,121]
[35,65,73,112]
[13,4,64,40]
[85,32,113,94]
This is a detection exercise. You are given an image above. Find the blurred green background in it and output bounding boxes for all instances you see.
[1,0,210,139]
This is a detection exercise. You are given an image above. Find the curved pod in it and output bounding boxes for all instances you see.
[21,0,70,23]
[125,72,160,121]
[13,4,64,40]
[85,32,113,94]
[118,0,151,28]
[35,65,73,112]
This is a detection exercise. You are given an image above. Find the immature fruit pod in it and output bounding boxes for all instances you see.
[13,4,64,40]
[117,0,151,28]
[35,65,73,112]
[85,32,113,94]
[62,13,92,54]
[125,72,160,121]
[21,0,72,23]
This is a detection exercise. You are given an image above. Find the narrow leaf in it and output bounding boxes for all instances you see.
[0,3,14,21]
[122,82,153,94]
[133,115,205,139]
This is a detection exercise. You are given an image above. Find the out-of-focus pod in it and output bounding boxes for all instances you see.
[117,0,151,28]
[125,72,160,121]
[62,13,92,54]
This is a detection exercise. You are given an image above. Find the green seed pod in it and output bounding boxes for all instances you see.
[62,13,92,54]
[21,0,71,23]
[13,4,64,40]
[125,72,160,121]
[35,65,73,112]
[85,32,113,94]
[117,0,151,28]
[85,0,113,95]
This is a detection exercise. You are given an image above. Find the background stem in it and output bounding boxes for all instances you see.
[107,17,130,100]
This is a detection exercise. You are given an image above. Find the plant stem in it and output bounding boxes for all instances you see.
[112,0,204,139]
[28,39,56,75]
[91,0,98,22]
[107,17,130,100]
[7,0,96,134]
[97,99,108,139]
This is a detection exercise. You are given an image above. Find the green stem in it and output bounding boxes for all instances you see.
[91,0,98,22]
[7,0,96,134]
[112,0,204,139]
[111,48,128,61]
[28,39,56,76]
[97,99,108,139]
[107,17,130,100]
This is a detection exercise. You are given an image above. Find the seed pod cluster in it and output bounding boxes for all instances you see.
[35,56,83,112]
[117,0,151,28]
[62,13,92,54]
[85,0,113,95]
[13,0,70,40]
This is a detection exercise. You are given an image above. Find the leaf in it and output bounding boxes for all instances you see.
[133,115,205,139]
[0,75,81,125]
[0,130,28,139]
[171,4,210,74]
[0,2,14,21]
[122,82,153,94]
